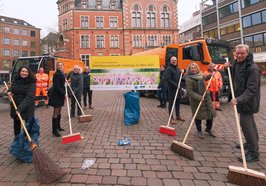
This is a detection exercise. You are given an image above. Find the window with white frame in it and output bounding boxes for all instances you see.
[80,35,90,48]
[13,50,19,57]
[110,36,118,48]
[132,4,141,28]
[147,5,156,28]
[96,17,104,28]
[63,19,68,30]
[4,27,10,33]
[147,35,158,47]
[13,28,20,35]
[81,16,89,28]
[22,29,28,36]
[162,35,171,46]
[22,50,28,57]
[4,49,10,56]
[14,39,20,46]
[81,54,90,66]
[161,5,170,28]
[4,38,10,44]
[96,35,105,48]
[133,35,143,48]
[110,17,118,28]
[22,40,28,47]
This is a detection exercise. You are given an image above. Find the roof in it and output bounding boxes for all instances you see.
[0,15,39,29]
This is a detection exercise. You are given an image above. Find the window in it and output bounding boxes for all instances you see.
[162,35,171,46]
[147,35,158,47]
[183,45,204,61]
[22,50,28,57]
[22,40,28,47]
[63,19,68,30]
[13,50,19,57]
[252,12,261,25]
[220,23,240,36]
[133,35,143,48]
[262,10,266,22]
[264,33,266,45]
[30,41,36,48]
[244,33,266,47]
[244,36,253,47]
[110,17,118,28]
[161,5,170,28]
[14,39,20,46]
[243,16,252,27]
[147,5,156,28]
[96,35,105,48]
[242,10,266,28]
[229,39,241,47]
[13,28,19,35]
[30,31,36,37]
[81,54,90,66]
[22,29,28,36]
[96,17,104,28]
[81,16,89,28]
[219,2,238,18]
[110,36,118,48]
[30,51,36,56]
[203,29,218,39]
[4,26,10,33]
[241,0,263,8]
[253,34,263,46]
[132,4,141,28]
[202,13,217,26]
[4,49,10,56]
[80,35,89,48]
[4,38,10,44]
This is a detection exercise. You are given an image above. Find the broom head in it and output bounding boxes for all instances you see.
[78,115,92,123]
[228,165,266,186]
[159,125,176,136]
[31,144,66,184]
[62,133,82,144]
[170,140,194,160]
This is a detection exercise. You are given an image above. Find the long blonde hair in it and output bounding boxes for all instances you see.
[186,62,200,75]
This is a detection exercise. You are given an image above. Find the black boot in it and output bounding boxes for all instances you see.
[52,118,61,137]
[57,115,65,131]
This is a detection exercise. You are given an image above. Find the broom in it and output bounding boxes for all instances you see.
[226,66,266,185]
[62,83,83,144]
[159,72,183,136]
[4,81,66,184]
[65,80,92,123]
[170,74,214,160]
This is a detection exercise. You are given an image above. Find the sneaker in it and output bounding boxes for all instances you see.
[198,132,205,139]
[176,116,185,121]
[238,154,259,163]
[205,129,216,138]
[157,104,163,108]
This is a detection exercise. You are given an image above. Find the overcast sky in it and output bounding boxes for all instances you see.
[0,0,200,38]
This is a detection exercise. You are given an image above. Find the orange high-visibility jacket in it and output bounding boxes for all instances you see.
[204,70,223,92]
[36,73,49,88]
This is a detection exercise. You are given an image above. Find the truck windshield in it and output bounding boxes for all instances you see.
[207,45,230,64]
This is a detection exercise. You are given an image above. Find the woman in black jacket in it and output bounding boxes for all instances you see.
[48,62,66,137]
[8,66,36,136]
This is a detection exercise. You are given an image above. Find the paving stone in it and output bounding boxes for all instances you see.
[147,178,163,186]
[70,175,88,183]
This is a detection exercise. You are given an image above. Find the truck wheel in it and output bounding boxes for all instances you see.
[180,81,189,104]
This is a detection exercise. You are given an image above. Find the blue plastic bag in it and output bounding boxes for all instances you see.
[123,91,140,125]
[9,116,40,163]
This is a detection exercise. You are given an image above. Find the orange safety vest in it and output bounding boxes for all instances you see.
[36,73,49,88]
[204,70,223,92]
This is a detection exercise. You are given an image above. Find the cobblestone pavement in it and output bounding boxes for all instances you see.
[0,85,266,186]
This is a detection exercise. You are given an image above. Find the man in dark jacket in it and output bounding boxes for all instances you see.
[225,44,261,163]
[157,65,168,108]
[83,66,93,109]
[67,65,83,117]
[164,56,185,124]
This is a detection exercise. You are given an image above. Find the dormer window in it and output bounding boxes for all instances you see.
[1,18,5,22]
[14,20,18,24]
[24,22,28,26]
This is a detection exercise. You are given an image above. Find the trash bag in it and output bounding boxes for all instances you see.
[123,91,140,125]
[9,116,40,163]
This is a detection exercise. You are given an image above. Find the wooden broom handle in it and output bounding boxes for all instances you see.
[65,83,73,134]
[166,72,183,127]
[4,81,32,142]
[227,67,248,170]
[182,74,214,144]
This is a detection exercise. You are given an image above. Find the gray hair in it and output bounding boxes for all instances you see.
[235,44,249,53]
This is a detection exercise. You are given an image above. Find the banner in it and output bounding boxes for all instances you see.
[90,55,160,90]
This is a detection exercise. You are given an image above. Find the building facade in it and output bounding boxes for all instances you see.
[201,0,266,67]
[0,15,41,82]
[56,0,178,64]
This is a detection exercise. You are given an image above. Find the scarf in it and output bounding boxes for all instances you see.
[189,72,205,94]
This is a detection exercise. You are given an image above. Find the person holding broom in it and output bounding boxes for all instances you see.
[186,63,216,139]
[7,66,36,136]
[224,44,261,163]
[48,62,66,137]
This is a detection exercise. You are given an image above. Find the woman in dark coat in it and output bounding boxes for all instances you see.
[8,66,36,136]
[186,62,216,139]
[48,62,66,137]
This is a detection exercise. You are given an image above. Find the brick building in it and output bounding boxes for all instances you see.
[0,15,40,82]
[56,0,179,64]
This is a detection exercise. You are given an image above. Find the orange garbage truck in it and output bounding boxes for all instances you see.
[132,38,234,103]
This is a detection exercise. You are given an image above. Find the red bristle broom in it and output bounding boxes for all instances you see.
[65,79,92,123]
[62,83,82,144]
[159,71,184,136]
[4,81,66,184]
[226,63,266,186]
